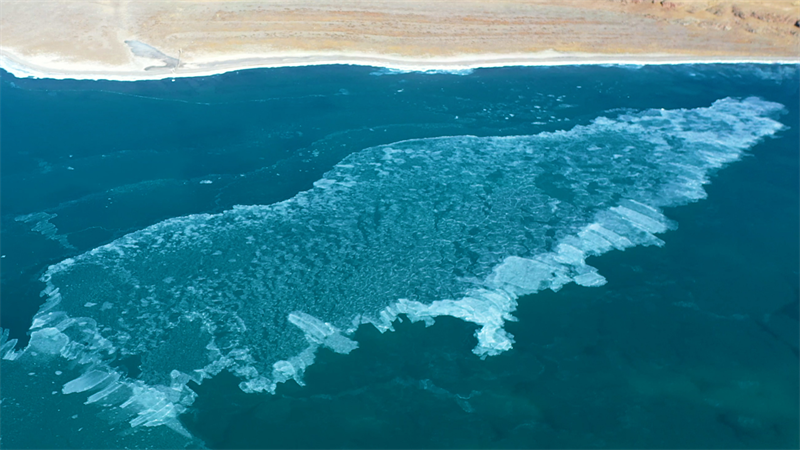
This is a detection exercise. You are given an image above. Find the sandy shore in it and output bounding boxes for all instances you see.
[1,48,797,82]
[1,0,798,81]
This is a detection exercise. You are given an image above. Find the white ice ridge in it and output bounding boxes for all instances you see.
[11,97,785,437]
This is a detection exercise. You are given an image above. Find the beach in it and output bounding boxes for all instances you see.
[1,0,798,80]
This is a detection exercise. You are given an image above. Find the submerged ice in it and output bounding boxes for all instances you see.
[8,97,785,436]
[15,211,75,249]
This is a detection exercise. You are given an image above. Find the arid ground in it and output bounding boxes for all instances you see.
[0,0,797,77]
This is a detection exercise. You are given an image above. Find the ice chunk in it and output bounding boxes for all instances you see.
[373,288,519,358]
[573,271,607,287]
[0,328,20,360]
[85,383,124,405]
[27,328,70,355]
[63,370,118,394]
[288,312,358,354]
[582,223,633,251]
[611,205,669,234]
[485,256,563,296]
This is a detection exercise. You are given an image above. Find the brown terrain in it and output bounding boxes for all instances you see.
[0,0,797,77]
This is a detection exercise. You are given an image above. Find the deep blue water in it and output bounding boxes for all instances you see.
[0,64,797,449]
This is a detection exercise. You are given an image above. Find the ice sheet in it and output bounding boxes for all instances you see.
[9,97,784,437]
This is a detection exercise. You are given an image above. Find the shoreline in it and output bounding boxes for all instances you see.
[2,49,798,82]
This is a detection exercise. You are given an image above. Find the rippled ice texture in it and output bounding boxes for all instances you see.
[4,97,784,437]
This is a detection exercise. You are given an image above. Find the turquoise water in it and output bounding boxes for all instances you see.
[0,64,797,449]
